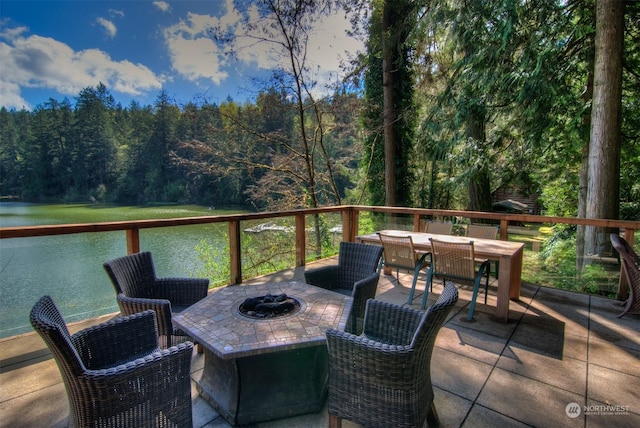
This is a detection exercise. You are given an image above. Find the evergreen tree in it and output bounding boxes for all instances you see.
[0,107,22,198]
[72,83,116,201]
[362,0,416,207]
[145,90,181,202]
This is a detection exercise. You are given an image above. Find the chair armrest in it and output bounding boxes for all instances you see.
[154,277,209,306]
[346,272,381,334]
[72,310,160,369]
[327,328,411,354]
[304,265,339,290]
[353,272,380,298]
[116,294,174,338]
[362,300,424,346]
[77,342,193,414]
[84,341,193,376]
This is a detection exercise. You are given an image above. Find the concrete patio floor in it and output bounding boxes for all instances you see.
[1,259,639,428]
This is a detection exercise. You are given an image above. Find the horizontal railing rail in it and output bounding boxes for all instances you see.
[1,205,638,288]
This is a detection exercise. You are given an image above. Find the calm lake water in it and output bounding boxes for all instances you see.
[0,203,246,339]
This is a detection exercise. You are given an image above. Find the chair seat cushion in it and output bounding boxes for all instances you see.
[332,288,352,297]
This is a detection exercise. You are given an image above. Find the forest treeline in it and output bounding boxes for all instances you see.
[0,86,361,209]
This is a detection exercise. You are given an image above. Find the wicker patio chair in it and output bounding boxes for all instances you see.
[423,238,490,321]
[379,232,432,303]
[326,281,459,428]
[103,251,209,348]
[610,233,640,317]
[425,220,454,235]
[304,241,383,335]
[30,295,193,428]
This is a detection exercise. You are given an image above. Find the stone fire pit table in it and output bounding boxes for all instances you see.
[172,280,353,426]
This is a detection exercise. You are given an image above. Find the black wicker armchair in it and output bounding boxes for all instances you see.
[103,251,209,348]
[304,241,383,335]
[326,281,459,428]
[30,295,193,428]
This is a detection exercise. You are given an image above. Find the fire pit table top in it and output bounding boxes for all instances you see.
[173,280,353,359]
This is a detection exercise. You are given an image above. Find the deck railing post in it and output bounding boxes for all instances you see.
[342,208,358,242]
[295,213,306,267]
[229,220,242,284]
[413,213,421,232]
[126,228,140,254]
[500,219,509,241]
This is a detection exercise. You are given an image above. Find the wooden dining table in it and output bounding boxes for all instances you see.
[356,230,525,322]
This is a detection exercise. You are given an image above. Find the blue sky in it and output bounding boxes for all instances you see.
[0,0,363,110]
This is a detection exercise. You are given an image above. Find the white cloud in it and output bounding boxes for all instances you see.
[96,17,117,38]
[0,3,364,109]
[0,79,29,110]
[229,6,364,94]
[153,1,171,13]
[231,5,282,70]
[162,12,229,85]
[0,27,163,109]
[305,12,364,92]
[160,0,363,95]
[308,13,362,74]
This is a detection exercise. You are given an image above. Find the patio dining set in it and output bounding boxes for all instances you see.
[28,225,640,428]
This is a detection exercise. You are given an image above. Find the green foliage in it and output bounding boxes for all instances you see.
[1,81,361,209]
[536,225,616,296]
[94,184,107,203]
[361,0,416,207]
[539,231,576,283]
[357,211,377,235]
[195,229,297,286]
[538,175,579,217]
[164,182,187,203]
[195,238,229,288]
[412,0,577,212]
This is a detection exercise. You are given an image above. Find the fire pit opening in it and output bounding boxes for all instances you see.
[239,293,301,319]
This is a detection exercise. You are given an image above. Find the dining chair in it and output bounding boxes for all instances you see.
[326,281,459,428]
[466,224,499,239]
[378,232,432,305]
[103,251,209,348]
[466,223,499,279]
[304,241,383,335]
[425,220,454,235]
[30,295,194,428]
[423,238,490,321]
[610,233,640,317]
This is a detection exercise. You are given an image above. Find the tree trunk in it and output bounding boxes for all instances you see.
[382,0,396,206]
[466,107,492,212]
[584,0,623,259]
[576,143,589,274]
[577,48,594,274]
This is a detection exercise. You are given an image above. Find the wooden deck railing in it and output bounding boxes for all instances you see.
[1,205,638,289]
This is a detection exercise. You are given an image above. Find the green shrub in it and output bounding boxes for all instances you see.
[537,225,617,296]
